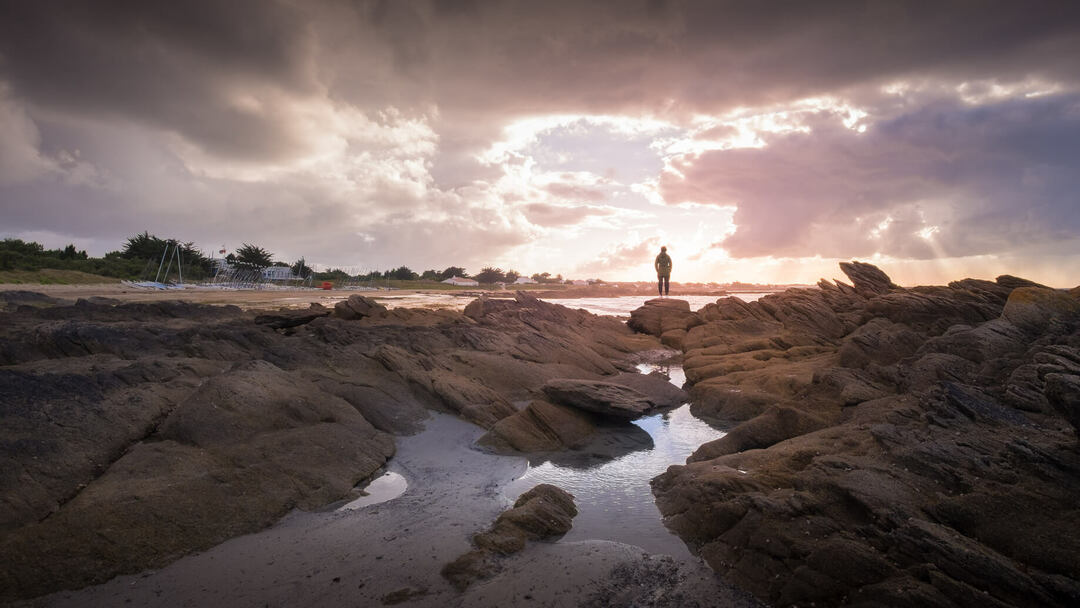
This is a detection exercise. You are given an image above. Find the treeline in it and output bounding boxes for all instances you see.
[0,234,211,279]
[1,232,572,285]
[345,266,570,285]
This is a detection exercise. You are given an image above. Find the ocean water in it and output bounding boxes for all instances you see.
[373,292,772,315]
[553,293,771,316]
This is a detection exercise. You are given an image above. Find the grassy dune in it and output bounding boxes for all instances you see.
[0,269,123,285]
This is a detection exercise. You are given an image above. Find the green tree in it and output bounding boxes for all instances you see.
[438,266,468,280]
[532,271,564,284]
[0,238,45,256]
[313,268,350,281]
[59,244,87,260]
[420,269,439,281]
[118,231,211,276]
[234,243,274,268]
[474,266,506,284]
[504,269,520,283]
[291,258,312,279]
[120,231,168,260]
[387,265,417,280]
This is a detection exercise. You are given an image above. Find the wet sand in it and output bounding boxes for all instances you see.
[27,414,758,608]
[0,283,448,310]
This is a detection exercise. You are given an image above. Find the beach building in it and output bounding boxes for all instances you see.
[442,276,479,286]
[262,266,296,281]
[513,276,537,284]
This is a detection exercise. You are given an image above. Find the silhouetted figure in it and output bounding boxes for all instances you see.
[654,246,671,296]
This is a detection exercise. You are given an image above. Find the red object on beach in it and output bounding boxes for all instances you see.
[321,281,333,290]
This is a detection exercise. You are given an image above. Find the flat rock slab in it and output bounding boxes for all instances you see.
[627,298,704,337]
[608,371,688,408]
[542,378,655,420]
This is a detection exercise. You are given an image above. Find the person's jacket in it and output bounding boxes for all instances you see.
[655,252,672,275]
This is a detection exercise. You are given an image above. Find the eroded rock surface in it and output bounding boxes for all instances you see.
[541,378,656,420]
[0,291,660,601]
[333,294,387,320]
[441,483,577,590]
[632,261,1080,607]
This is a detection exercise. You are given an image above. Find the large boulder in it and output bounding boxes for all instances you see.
[541,378,656,420]
[606,371,688,408]
[333,294,387,320]
[441,484,577,590]
[627,298,703,337]
[479,400,597,453]
[254,303,331,329]
[1000,287,1080,333]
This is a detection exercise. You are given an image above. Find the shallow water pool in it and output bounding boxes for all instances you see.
[503,363,726,558]
[337,471,408,510]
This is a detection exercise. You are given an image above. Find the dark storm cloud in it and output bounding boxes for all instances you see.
[0,0,317,160]
[323,0,1080,118]
[662,92,1080,259]
[4,0,1080,160]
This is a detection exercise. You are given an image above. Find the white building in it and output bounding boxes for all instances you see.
[442,276,479,286]
[262,266,295,281]
[513,276,537,284]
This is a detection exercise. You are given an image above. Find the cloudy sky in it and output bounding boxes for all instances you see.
[2,1,1079,285]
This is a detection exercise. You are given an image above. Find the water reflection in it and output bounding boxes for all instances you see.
[504,363,725,557]
[369,292,771,316]
[551,293,771,317]
[532,423,654,469]
[337,471,408,511]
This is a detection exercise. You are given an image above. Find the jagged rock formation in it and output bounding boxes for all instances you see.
[0,291,660,602]
[441,484,577,590]
[631,262,1080,607]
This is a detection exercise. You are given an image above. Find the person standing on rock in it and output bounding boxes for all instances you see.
[654,246,672,297]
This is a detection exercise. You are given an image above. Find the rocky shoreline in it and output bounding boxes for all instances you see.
[0,290,699,604]
[3,261,1079,607]
[632,262,1080,607]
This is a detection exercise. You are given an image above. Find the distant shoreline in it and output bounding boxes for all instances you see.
[0,282,793,310]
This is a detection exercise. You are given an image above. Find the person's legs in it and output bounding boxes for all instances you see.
[663,275,670,295]
[657,275,663,296]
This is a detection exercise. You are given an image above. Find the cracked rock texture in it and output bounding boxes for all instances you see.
[633,262,1080,607]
